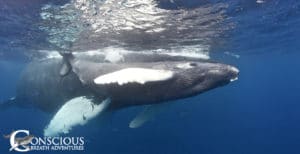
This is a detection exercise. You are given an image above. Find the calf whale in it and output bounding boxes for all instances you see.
[1,52,239,136]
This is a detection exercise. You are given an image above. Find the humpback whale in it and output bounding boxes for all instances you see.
[0,52,239,136]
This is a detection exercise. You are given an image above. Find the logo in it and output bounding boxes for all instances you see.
[4,130,85,152]
[4,130,33,152]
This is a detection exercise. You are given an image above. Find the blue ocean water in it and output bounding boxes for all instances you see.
[0,0,300,154]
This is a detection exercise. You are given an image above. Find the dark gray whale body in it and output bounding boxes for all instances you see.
[17,53,238,112]
[3,52,239,136]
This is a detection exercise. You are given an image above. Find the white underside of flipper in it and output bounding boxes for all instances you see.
[129,104,167,128]
[44,96,111,136]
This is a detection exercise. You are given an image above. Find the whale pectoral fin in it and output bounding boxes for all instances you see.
[129,103,168,128]
[44,96,111,136]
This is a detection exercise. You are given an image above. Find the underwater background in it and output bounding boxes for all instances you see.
[0,0,300,153]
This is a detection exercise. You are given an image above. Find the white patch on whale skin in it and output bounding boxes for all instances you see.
[176,63,194,69]
[94,68,173,85]
[104,50,124,63]
[230,77,238,82]
[208,69,221,74]
[44,97,111,136]
[230,66,239,74]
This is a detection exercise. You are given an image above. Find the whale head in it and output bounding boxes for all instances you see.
[166,61,239,99]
